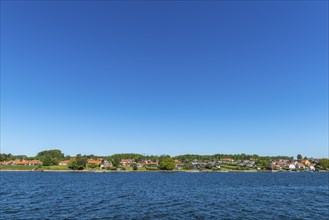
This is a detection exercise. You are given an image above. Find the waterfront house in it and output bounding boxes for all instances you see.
[87,158,102,165]
[1,160,14,165]
[120,159,133,166]
[306,164,315,171]
[146,161,158,167]
[0,159,42,166]
[29,160,42,165]
[176,163,184,169]
[221,158,234,164]
[191,160,200,168]
[268,163,281,170]
[310,158,319,164]
[296,163,305,169]
[0,161,12,165]
[14,160,29,165]
[275,160,289,167]
[301,160,311,166]
[210,160,217,166]
[100,160,112,169]
[288,164,296,170]
[246,163,256,168]
[174,159,183,169]
[59,160,71,166]
[136,162,145,168]
[239,159,256,167]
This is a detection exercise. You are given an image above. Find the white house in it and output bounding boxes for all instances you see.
[288,164,296,170]
[307,165,315,172]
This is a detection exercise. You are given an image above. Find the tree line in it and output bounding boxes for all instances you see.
[1,150,328,170]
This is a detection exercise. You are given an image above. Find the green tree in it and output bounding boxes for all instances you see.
[131,163,138,170]
[42,158,59,166]
[255,158,271,169]
[319,159,329,169]
[37,149,64,159]
[68,154,87,170]
[205,163,213,169]
[36,149,64,166]
[15,155,27,160]
[0,153,15,162]
[297,154,303,160]
[183,162,193,170]
[112,158,120,167]
[159,158,176,170]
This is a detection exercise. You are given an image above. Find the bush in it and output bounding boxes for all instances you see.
[319,159,329,169]
[130,163,138,170]
[68,155,87,170]
[68,161,84,170]
[159,158,176,170]
[183,162,193,170]
[205,163,213,169]
[88,164,99,169]
[40,157,59,166]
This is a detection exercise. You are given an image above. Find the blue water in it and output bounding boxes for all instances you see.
[0,172,328,219]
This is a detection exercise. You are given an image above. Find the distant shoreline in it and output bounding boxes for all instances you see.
[0,169,252,173]
[1,169,328,173]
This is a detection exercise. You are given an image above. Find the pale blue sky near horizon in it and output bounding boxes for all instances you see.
[1,1,328,158]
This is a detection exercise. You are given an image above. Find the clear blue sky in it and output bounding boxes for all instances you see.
[1,1,328,158]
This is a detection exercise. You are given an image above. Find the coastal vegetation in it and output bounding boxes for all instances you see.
[0,151,328,172]
[36,150,65,166]
[319,159,329,169]
[159,158,176,170]
[68,154,87,170]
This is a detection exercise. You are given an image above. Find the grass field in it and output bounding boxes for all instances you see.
[220,164,257,171]
[0,165,38,170]
[36,165,71,171]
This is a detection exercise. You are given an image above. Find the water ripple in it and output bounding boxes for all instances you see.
[0,172,328,219]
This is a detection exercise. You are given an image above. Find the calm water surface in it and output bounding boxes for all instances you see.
[1,172,328,219]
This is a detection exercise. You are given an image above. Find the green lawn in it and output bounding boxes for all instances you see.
[219,164,257,171]
[37,165,71,171]
[0,165,38,170]
[145,166,159,171]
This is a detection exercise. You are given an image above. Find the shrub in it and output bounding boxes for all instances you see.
[159,158,176,170]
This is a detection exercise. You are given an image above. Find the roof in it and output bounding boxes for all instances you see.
[223,158,234,161]
[146,162,158,165]
[87,159,102,165]
[0,159,42,165]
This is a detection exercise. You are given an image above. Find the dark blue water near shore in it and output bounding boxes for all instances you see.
[1,172,328,219]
